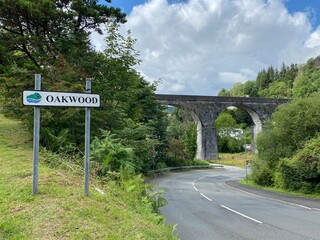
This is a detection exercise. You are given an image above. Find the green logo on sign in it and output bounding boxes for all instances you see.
[27,93,42,103]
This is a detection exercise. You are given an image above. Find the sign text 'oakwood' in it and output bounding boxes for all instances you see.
[23,90,100,108]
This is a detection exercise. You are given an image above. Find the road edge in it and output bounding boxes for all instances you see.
[226,180,320,210]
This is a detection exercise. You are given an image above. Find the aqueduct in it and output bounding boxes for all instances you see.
[155,94,289,160]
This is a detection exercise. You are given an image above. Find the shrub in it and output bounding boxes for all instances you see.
[218,136,243,153]
[90,130,135,176]
[166,139,192,167]
[251,160,274,186]
[274,158,301,190]
[274,135,320,193]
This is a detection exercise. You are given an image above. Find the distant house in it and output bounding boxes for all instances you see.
[218,128,244,140]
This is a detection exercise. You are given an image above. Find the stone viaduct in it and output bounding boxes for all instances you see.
[155,94,289,160]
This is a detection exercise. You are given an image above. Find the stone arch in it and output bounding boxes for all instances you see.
[155,94,288,160]
[215,104,263,153]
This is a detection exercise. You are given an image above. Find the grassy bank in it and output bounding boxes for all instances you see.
[239,179,320,200]
[212,152,255,168]
[0,114,176,239]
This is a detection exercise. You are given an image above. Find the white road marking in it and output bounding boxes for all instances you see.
[226,183,316,211]
[221,205,263,224]
[194,186,198,192]
[200,193,213,202]
[296,204,312,210]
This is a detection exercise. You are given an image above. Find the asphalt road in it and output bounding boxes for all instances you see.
[155,166,320,240]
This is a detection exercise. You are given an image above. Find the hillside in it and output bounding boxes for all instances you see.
[219,55,320,99]
[0,114,176,239]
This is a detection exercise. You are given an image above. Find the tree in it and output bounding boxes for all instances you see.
[264,81,291,98]
[293,59,320,98]
[252,93,320,185]
[229,82,245,97]
[256,69,271,91]
[275,135,320,193]
[0,0,127,148]
[215,111,244,153]
[0,2,171,175]
[242,81,258,97]
[218,88,230,96]
[215,112,237,129]
[166,108,197,160]
[0,0,126,69]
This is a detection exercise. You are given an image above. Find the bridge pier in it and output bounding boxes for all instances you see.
[196,121,218,160]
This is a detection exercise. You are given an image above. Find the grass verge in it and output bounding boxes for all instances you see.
[239,179,320,200]
[0,114,177,239]
[211,152,255,168]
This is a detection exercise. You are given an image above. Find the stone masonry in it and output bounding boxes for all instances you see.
[155,94,289,160]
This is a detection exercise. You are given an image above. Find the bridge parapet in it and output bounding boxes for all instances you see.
[155,94,289,104]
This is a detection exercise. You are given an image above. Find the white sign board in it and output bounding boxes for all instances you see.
[23,90,100,108]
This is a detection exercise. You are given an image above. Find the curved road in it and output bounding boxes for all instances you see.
[156,166,320,240]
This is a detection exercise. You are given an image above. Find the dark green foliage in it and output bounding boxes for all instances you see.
[225,108,253,127]
[183,123,197,158]
[166,139,192,167]
[252,94,320,190]
[292,58,320,98]
[90,130,135,175]
[166,108,197,161]
[0,0,127,151]
[251,160,274,186]
[256,69,271,91]
[221,56,320,193]
[215,111,245,153]
[215,112,237,129]
[274,135,320,193]
[257,94,320,163]
[218,88,230,96]
[217,136,244,153]
[225,62,299,98]
[0,1,171,175]
[0,0,126,68]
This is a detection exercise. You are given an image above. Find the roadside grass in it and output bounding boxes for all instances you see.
[239,179,320,200]
[0,114,177,240]
[211,152,255,168]
[213,151,320,200]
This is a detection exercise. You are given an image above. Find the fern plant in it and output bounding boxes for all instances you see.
[90,130,135,176]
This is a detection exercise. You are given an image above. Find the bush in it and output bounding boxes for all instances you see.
[274,135,320,193]
[251,160,274,186]
[253,94,320,190]
[218,136,244,153]
[166,139,192,167]
[90,130,135,176]
[274,158,301,190]
[257,94,320,165]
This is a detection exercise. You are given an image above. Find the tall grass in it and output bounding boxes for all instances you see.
[212,152,256,168]
[0,114,177,239]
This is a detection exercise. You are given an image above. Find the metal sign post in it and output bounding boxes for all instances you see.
[84,79,91,196]
[32,74,41,195]
[24,75,100,195]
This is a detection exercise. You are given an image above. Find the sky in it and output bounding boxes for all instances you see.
[93,0,320,96]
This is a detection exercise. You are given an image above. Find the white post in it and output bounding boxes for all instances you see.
[32,74,41,195]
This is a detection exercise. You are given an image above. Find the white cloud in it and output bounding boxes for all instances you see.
[91,0,320,95]
[304,26,320,48]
